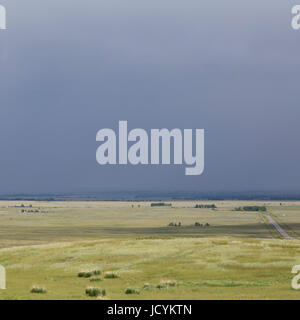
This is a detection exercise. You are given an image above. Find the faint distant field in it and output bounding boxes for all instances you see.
[0,200,300,299]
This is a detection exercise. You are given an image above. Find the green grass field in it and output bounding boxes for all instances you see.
[0,200,300,299]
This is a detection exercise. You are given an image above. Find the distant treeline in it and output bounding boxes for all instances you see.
[168,222,210,227]
[151,203,172,207]
[21,209,40,213]
[195,204,216,209]
[2,191,300,201]
[235,206,267,212]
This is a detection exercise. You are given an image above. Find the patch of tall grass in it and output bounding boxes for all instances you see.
[143,283,156,291]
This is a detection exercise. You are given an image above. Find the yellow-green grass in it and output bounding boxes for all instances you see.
[0,200,300,299]
[0,237,300,299]
[1,200,298,248]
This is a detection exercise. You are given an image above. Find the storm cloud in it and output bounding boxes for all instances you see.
[0,0,299,194]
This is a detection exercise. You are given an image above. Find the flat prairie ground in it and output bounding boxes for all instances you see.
[0,200,300,299]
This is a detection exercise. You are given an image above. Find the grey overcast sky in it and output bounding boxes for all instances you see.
[0,0,299,194]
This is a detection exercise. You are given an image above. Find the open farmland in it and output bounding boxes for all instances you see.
[0,200,300,299]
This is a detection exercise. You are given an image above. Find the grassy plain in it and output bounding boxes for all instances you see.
[0,200,300,299]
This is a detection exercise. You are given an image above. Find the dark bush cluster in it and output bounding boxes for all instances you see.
[195,222,210,227]
[104,273,119,279]
[30,286,47,294]
[78,272,93,278]
[151,202,172,207]
[168,222,182,227]
[21,209,40,213]
[195,204,216,209]
[78,270,102,278]
[125,288,140,294]
[235,206,266,212]
[85,287,106,297]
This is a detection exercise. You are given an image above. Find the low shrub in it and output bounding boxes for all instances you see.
[30,286,47,294]
[195,222,203,227]
[92,270,102,276]
[125,288,140,294]
[78,270,101,278]
[104,273,119,279]
[85,287,106,297]
[78,272,93,278]
[156,283,168,289]
[90,277,103,282]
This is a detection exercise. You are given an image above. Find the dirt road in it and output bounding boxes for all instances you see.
[265,215,294,240]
